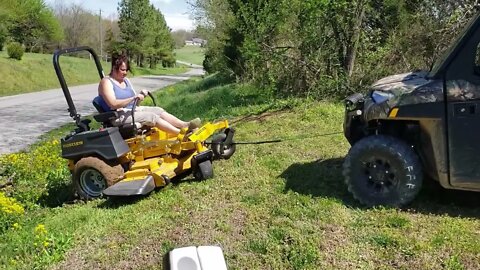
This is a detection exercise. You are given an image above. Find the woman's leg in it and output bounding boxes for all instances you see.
[159,111,189,129]
[131,110,181,134]
[154,118,181,134]
[137,106,189,129]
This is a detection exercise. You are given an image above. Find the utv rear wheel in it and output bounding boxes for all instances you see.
[343,135,423,207]
[73,157,123,200]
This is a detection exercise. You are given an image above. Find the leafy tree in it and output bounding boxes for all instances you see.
[144,5,175,68]
[117,0,151,64]
[117,0,175,68]
[105,27,121,57]
[0,0,16,50]
[193,0,480,98]
[8,0,63,52]
[0,25,7,51]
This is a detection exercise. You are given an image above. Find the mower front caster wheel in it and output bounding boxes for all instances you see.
[73,157,123,200]
[194,160,213,181]
[211,134,236,160]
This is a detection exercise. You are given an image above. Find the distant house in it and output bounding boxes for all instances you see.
[186,38,207,46]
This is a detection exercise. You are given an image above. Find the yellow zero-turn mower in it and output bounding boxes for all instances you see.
[53,47,236,199]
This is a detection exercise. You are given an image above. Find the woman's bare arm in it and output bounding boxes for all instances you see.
[98,78,144,109]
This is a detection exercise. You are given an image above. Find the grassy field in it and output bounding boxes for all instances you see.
[174,46,205,65]
[0,76,479,269]
[0,51,188,97]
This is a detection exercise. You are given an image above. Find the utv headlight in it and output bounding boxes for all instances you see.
[345,93,364,111]
[371,90,394,104]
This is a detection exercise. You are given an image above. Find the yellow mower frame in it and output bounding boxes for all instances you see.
[54,46,236,199]
[101,120,233,197]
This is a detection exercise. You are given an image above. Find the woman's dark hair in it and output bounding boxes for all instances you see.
[111,52,130,72]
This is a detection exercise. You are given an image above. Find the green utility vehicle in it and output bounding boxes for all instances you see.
[343,13,480,207]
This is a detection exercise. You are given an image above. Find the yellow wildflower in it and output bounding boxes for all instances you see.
[34,224,47,235]
[0,192,24,215]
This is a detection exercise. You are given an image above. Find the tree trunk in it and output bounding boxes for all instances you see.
[345,0,366,77]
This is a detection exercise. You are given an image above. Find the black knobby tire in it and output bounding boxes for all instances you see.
[73,157,124,200]
[193,160,214,180]
[211,134,236,160]
[343,135,423,207]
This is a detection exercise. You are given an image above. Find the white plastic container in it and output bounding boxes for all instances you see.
[169,246,228,270]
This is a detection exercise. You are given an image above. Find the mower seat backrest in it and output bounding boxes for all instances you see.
[92,96,118,126]
[92,96,142,140]
[92,96,108,113]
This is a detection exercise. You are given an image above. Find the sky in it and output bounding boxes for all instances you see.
[44,0,194,31]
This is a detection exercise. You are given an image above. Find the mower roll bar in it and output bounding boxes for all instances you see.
[53,46,104,126]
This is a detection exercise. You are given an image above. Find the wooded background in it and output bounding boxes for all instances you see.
[1,0,479,98]
[192,0,480,98]
[0,0,179,68]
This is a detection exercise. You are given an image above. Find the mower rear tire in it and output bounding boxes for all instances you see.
[211,134,236,160]
[343,135,423,207]
[73,157,123,200]
[194,160,213,180]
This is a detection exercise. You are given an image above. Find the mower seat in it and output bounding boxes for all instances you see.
[92,96,138,139]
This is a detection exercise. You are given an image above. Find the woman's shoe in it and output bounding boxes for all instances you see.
[188,118,202,130]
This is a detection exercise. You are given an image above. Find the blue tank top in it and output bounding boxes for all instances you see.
[94,77,136,111]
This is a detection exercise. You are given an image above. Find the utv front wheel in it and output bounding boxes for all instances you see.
[343,135,423,207]
[73,157,123,200]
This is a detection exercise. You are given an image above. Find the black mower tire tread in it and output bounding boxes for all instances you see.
[343,135,423,207]
[73,157,123,200]
[211,134,236,160]
[194,160,214,180]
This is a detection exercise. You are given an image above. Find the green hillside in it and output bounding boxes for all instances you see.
[174,46,205,66]
[0,51,188,97]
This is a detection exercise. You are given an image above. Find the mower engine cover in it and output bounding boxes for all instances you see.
[61,127,129,161]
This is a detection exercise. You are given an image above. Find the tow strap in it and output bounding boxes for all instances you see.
[206,131,343,146]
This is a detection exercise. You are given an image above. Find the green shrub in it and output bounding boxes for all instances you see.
[7,42,24,60]
[162,53,176,68]
[0,29,6,51]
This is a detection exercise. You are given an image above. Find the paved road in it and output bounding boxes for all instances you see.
[0,67,204,154]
